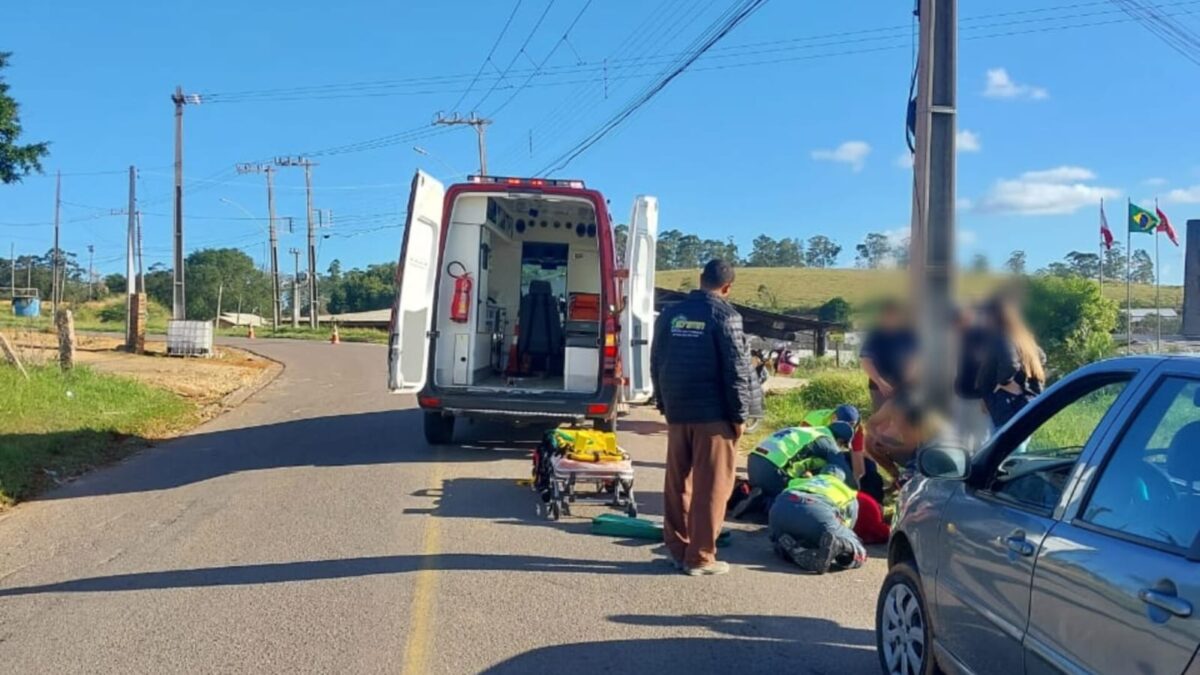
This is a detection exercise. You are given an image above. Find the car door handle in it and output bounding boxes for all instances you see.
[1005,534,1035,557]
[1139,589,1193,618]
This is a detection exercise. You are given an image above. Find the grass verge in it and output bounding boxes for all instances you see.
[0,365,194,505]
[216,325,388,344]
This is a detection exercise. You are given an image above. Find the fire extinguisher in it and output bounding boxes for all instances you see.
[448,261,472,323]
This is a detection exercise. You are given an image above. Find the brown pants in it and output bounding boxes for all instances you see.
[663,421,738,568]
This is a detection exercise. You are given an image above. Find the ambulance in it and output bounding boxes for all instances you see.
[387,171,658,444]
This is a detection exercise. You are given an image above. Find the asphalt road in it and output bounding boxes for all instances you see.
[0,339,885,674]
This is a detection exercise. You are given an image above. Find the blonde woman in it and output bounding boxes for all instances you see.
[977,298,1046,429]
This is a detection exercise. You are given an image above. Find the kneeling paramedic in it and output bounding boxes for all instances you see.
[746,420,856,501]
[769,466,867,574]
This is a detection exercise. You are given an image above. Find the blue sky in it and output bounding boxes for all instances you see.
[3,0,1199,282]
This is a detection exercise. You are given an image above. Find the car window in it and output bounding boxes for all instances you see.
[1082,377,1200,552]
[987,381,1129,512]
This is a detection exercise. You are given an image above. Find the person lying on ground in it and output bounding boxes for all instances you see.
[769,465,868,574]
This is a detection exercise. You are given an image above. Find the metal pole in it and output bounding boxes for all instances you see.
[290,247,301,328]
[87,245,94,300]
[304,161,317,328]
[172,86,186,320]
[1127,204,1133,355]
[911,0,958,415]
[1156,227,1161,352]
[476,122,488,175]
[52,170,61,314]
[267,167,280,330]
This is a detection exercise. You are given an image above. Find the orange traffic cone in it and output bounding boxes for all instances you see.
[248,324,256,339]
[330,324,340,344]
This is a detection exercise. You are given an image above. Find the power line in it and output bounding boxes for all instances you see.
[537,0,771,174]
[449,0,527,112]
[486,0,595,117]
[470,0,558,112]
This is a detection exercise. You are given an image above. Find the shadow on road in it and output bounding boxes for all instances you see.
[0,553,669,597]
[30,410,538,502]
[483,614,876,673]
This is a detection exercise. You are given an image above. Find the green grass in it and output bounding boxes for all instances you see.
[0,365,193,505]
[745,371,872,449]
[659,267,1182,313]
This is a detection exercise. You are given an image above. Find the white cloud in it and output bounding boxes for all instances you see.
[894,152,914,169]
[1167,185,1200,203]
[811,141,871,172]
[1144,177,1168,187]
[983,68,1049,100]
[979,165,1118,215]
[956,130,982,153]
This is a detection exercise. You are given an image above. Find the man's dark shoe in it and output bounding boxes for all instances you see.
[792,532,836,574]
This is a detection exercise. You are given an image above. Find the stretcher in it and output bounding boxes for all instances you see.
[532,428,637,520]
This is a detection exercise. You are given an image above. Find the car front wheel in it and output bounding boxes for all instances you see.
[876,562,935,675]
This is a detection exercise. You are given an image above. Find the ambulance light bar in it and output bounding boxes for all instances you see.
[468,175,586,189]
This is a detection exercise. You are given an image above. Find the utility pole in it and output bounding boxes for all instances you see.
[237,163,281,330]
[171,86,201,321]
[136,211,145,293]
[87,245,94,300]
[9,242,14,298]
[289,247,302,328]
[125,165,140,350]
[52,170,61,314]
[910,0,958,416]
[435,112,492,175]
[276,156,319,328]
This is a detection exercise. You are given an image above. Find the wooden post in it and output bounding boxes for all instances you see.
[0,332,30,380]
[55,308,76,370]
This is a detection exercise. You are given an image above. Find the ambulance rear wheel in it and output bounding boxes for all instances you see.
[423,412,456,445]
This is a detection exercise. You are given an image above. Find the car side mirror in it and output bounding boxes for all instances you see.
[916,441,970,481]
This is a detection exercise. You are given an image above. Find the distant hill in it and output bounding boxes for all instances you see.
[656,267,1182,313]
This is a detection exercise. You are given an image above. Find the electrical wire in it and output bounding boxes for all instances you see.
[470,0,558,112]
[486,0,594,117]
[448,0,526,112]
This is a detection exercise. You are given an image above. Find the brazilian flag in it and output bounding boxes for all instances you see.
[1129,202,1159,234]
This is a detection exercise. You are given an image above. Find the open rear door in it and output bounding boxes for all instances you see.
[388,170,445,393]
[620,195,658,404]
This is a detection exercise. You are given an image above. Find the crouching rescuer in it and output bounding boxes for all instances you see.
[769,465,867,574]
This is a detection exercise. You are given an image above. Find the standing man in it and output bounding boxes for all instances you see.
[651,259,762,576]
[859,299,917,413]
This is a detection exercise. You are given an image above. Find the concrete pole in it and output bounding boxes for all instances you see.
[266,167,280,330]
[172,86,187,321]
[911,0,958,415]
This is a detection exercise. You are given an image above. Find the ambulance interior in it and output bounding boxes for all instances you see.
[432,193,603,393]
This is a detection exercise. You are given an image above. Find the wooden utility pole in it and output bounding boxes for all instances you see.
[289,247,302,328]
[237,163,281,330]
[52,170,61,314]
[435,113,492,175]
[276,157,318,328]
[910,0,958,414]
[171,87,201,321]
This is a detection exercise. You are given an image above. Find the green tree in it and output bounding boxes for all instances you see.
[183,248,272,321]
[656,229,683,270]
[775,237,805,267]
[325,262,398,314]
[674,234,705,269]
[103,273,127,295]
[747,235,778,267]
[0,53,49,184]
[1130,249,1154,285]
[613,224,629,265]
[1005,250,1027,275]
[804,235,841,268]
[1064,251,1100,278]
[1102,242,1126,279]
[1041,262,1074,278]
[1025,275,1117,375]
[855,232,892,269]
[699,237,738,266]
[969,253,990,274]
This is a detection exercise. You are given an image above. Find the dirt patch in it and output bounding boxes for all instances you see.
[6,331,279,418]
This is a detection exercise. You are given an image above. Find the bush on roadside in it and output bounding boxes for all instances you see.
[818,296,851,324]
[798,371,872,414]
[1024,275,1118,377]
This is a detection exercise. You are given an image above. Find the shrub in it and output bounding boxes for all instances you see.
[798,371,872,414]
[818,296,851,324]
[1025,276,1118,376]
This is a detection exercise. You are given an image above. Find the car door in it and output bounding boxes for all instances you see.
[934,372,1136,675]
[1026,371,1200,675]
[388,170,445,393]
[620,195,658,404]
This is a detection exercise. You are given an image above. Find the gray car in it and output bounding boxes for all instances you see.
[876,356,1200,675]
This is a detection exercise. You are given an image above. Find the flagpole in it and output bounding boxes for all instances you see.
[1127,198,1133,355]
[1155,200,1161,353]
[1099,198,1105,295]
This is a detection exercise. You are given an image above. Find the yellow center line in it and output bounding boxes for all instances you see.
[401,462,443,675]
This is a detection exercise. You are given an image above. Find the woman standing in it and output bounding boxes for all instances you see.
[977,298,1046,429]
